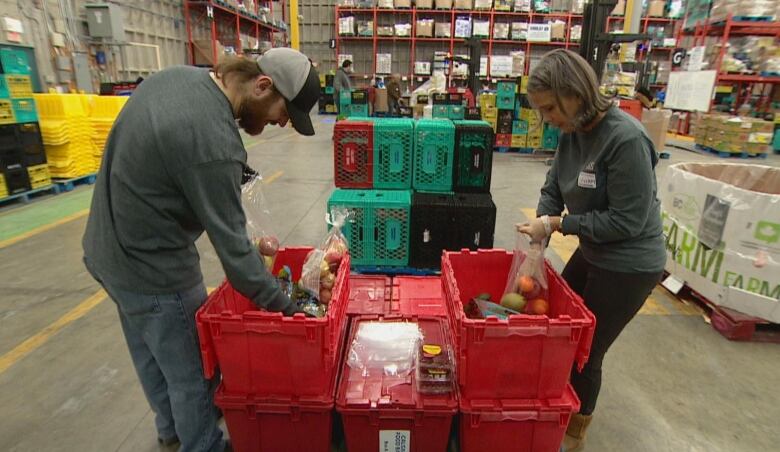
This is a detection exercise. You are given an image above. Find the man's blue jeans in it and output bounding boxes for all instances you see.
[101,282,225,452]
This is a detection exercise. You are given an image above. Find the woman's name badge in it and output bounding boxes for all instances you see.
[578,171,597,189]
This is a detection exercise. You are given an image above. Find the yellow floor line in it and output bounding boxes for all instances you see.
[263,170,283,185]
[0,209,89,250]
[638,296,671,316]
[0,289,107,375]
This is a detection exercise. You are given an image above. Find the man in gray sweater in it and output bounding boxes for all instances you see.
[333,59,352,113]
[82,48,319,452]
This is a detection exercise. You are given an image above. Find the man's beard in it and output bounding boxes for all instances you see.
[237,97,265,136]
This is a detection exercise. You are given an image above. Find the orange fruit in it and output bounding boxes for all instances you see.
[526,298,549,316]
[517,275,535,293]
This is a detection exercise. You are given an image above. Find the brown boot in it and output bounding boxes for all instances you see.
[561,413,593,451]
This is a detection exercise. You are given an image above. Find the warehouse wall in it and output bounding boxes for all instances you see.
[299,0,337,70]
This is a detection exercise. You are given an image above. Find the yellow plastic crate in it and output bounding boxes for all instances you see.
[0,173,7,198]
[33,93,88,118]
[0,99,15,124]
[27,164,51,189]
[0,74,33,98]
[91,95,128,119]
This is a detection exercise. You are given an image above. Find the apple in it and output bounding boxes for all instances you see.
[324,250,343,272]
[262,254,274,271]
[500,292,526,312]
[258,235,279,256]
[525,298,549,316]
[320,260,332,278]
[321,272,336,289]
[319,288,332,304]
[326,240,347,255]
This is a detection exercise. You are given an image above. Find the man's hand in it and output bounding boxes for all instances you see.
[516,219,548,243]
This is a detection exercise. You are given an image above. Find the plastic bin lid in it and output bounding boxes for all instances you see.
[337,317,457,412]
[460,384,580,415]
[347,275,392,315]
[393,276,447,318]
[215,383,334,410]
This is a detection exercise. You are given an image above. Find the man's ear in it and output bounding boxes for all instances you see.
[255,75,274,95]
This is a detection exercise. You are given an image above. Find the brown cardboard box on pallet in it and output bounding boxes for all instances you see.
[416,20,434,37]
[454,0,473,8]
[647,0,665,17]
[395,0,412,7]
[416,0,433,8]
[374,88,389,113]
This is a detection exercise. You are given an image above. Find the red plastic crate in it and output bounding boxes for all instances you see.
[393,276,448,318]
[334,120,373,188]
[215,385,333,452]
[494,133,512,147]
[346,275,393,317]
[460,385,580,452]
[196,247,350,399]
[441,249,595,401]
[336,316,458,452]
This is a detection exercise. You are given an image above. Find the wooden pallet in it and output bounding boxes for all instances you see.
[694,144,768,159]
[663,276,780,343]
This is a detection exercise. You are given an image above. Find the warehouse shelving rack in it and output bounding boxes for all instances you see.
[184,0,288,66]
[670,12,780,134]
[335,7,680,87]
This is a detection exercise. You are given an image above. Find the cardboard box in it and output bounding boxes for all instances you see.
[394,0,412,7]
[416,20,434,37]
[641,109,672,152]
[550,20,566,40]
[435,0,453,8]
[661,163,780,323]
[647,0,665,16]
[416,0,433,8]
[475,0,493,9]
[613,0,625,15]
[455,0,473,8]
[435,22,451,37]
[374,88,388,112]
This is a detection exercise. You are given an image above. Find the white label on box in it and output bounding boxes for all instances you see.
[380,430,410,452]
[527,24,551,42]
[687,46,705,71]
[662,274,685,295]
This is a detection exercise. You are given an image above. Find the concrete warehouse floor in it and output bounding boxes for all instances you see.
[1,115,779,452]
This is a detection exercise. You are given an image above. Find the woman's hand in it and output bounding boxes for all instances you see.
[516,218,549,243]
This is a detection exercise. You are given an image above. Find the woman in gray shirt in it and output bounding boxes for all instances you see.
[517,49,665,451]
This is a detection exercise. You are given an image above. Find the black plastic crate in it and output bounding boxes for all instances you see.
[453,193,496,250]
[399,106,413,117]
[409,192,457,269]
[17,122,45,166]
[432,93,448,105]
[453,121,493,193]
[448,92,464,105]
[0,123,18,151]
[465,106,481,120]
[417,94,429,105]
[351,89,368,105]
[496,121,512,135]
[0,146,22,171]
[497,109,514,125]
[3,166,31,194]
[325,74,335,87]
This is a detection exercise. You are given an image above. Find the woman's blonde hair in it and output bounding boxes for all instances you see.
[527,49,612,129]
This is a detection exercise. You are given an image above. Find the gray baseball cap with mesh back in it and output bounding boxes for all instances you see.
[257,48,320,136]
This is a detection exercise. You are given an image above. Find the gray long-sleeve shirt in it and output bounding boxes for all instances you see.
[333,68,351,95]
[537,106,666,273]
[82,66,296,314]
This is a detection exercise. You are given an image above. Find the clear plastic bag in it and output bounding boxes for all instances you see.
[347,321,423,377]
[500,231,550,316]
[241,171,279,271]
[300,208,350,304]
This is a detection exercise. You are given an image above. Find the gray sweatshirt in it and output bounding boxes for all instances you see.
[82,66,296,314]
[333,68,351,95]
[537,106,666,274]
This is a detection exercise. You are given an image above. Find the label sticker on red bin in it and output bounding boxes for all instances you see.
[380,430,410,452]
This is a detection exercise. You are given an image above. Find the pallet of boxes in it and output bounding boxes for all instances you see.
[328,115,497,272]
[0,47,49,200]
[694,114,773,158]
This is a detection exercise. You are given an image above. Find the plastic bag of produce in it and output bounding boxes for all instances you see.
[241,168,279,271]
[501,231,549,315]
[299,207,350,305]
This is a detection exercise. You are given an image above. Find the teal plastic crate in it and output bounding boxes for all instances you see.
[512,119,528,135]
[339,90,352,109]
[449,105,465,120]
[326,189,411,267]
[413,119,455,192]
[496,94,515,110]
[496,81,516,96]
[543,124,560,149]
[773,128,780,152]
[11,98,36,123]
[348,103,369,118]
[325,86,334,94]
[432,105,449,118]
[453,120,493,192]
[0,48,30,75]
[373,118,413,189]
[327,189,373,266]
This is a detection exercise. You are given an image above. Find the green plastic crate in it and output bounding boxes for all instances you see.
[543,124,560,149]
[773,128,780,152]
[413,119,455,192]
[339,90,352,110]
[11,98,37,123]
[326,189,411,267]
[449,105,465,120]
[432,105,449,118]
[373,118,413,189]
[0,48,30,75]
[367,189,411,267]
[327,189,373,266]
[453,120,493,192]
[348,103,369,118]
[496,81,516,96]
[325,86,334,94]
[512,119,528,135]
[496,93,515,110]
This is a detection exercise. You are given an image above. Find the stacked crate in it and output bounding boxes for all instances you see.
[329,116,497,270]
[0,47,48,198]
[318,73,337,114]
[88,95,128,167]
[33,94,97,179]
[481,80,561,151]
